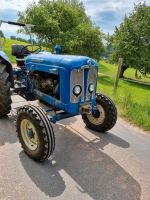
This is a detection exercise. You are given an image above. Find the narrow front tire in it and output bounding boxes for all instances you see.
[82,93,117,133]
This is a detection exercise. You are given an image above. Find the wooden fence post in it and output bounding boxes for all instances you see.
[113,58,123,95]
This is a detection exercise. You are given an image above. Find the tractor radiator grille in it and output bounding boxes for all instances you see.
[70,67,97,103]
[86,67,97,101]
[70,69,84,103]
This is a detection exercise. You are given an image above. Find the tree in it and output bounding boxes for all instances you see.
[101,33,114,59]
[10,36,17,40]
[0,30,4,38]
[18,0,104,59]
[111,3,150,77]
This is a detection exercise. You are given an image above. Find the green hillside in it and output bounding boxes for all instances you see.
[1,38,49,63]
[2,38,29,63]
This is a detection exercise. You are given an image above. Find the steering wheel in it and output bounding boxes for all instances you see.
[21,44,42,55]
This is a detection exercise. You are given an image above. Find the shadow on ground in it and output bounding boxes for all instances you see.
[57,116,130,150]
[19,122,141,200]
[85,127,130,150]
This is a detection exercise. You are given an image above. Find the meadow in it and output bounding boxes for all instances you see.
[98,61,150,131]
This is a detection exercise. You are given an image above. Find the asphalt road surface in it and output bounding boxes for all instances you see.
[0,95,150,200]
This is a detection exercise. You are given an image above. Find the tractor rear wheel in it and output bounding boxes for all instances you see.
[0,63,12,117]
[17,105,55,162]
[82,93,117,133]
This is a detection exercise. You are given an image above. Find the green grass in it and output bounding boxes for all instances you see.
[124,68,150,83]
[2,38,29,63]
[98,61,150,131]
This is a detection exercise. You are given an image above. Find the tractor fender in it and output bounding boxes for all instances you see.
[0,51,14,87]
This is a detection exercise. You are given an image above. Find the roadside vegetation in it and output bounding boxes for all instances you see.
[98,61,150,131]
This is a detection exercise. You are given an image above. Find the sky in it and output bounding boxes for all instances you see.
[0,0,148,38]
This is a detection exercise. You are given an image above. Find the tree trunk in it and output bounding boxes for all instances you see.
[119,65,129,78]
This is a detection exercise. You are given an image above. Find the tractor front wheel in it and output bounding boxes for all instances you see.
[0,63,12,117]
[17,105,55,162]
[82,93,117,133]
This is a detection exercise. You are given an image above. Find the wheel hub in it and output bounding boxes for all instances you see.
[27,129,34,139]
[87,104,105,125]
[20,119,39,151]
[92,108,100,118]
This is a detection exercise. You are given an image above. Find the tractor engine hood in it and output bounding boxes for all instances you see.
[26,52,98,71]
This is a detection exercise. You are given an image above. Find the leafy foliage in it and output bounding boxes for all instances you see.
[111,3,150,74]
[0,30,5,38]
[102,33,113,59]
[18,0,104,59]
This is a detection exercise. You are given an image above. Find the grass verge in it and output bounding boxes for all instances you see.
[98,61,150,131]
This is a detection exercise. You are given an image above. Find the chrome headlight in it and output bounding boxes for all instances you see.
[88,83,94,93]
[73,85,82,96]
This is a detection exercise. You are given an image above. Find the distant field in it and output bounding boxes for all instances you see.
[98,61,150,131]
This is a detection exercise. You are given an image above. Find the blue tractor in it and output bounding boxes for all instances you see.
[0,21,117,162]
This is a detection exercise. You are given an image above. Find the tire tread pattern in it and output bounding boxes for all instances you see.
[0,63,12,117]
[82,93,117,132]
[17,105,55,162]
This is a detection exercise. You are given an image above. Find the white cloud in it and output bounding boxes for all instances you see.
[83,0,148,33]
[0,0,38,37]
[1,23,19,33]
[83,0,146,18]
[1,23,31,39]
[0,0,38,11]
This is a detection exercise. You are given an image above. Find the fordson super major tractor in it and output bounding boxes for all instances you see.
[0,21,117,162]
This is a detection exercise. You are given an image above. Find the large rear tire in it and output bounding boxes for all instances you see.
[0,63,12,117]
[17,105,55,162]
[82,93,117,133]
